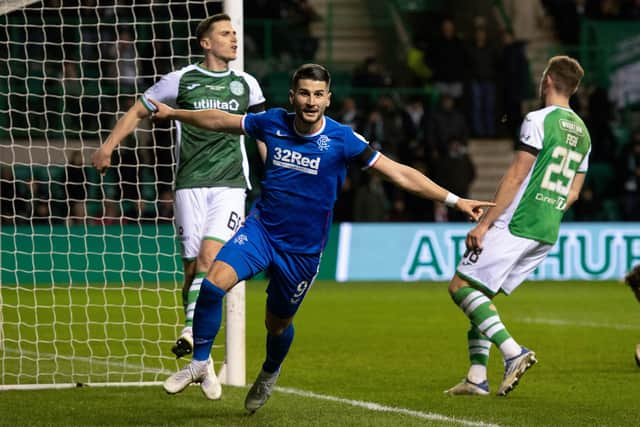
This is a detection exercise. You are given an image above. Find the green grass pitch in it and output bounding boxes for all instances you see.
[1,280,638,426]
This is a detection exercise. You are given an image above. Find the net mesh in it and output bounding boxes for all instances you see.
[0,0,231,387]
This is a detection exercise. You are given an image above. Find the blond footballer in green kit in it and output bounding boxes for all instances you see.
[445,56,591,397]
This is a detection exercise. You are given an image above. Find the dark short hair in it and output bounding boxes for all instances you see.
[195,13,231,41]
[291,63,331,89]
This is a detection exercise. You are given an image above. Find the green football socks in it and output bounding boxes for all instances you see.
[452,286,521,359]
[467,325,490,383]
[184,273,205,328]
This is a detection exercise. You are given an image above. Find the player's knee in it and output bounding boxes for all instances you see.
[196,252,214,273]
[205,260,238,291]
[195,259,210,274]
[198,240,224,273]
[448,274,467,295]
[206,263,223,282]
[265,314,293,336]
[266,324,289,336]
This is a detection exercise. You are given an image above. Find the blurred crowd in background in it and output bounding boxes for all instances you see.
[1,0,639,226]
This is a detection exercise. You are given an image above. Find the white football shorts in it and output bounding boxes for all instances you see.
[456,223,553,296]
[174,187,246,260]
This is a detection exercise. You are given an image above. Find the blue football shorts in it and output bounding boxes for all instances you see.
[215,216,321,318]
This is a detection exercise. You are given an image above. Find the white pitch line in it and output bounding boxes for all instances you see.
[515,317,640,331]
[4,348,500,426]
[275,386,501,427]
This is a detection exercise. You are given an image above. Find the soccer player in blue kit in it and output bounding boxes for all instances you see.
[151,64,495,413]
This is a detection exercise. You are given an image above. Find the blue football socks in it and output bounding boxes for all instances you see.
[192,277,226,361]
[262,323,294,373]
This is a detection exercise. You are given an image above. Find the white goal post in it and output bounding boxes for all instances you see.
[0,0,246,390]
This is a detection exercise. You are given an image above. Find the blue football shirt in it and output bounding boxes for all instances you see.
[242,108,380,253]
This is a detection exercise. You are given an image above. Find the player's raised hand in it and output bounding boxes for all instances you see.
[455,198,495,222]
[148,98,174,121]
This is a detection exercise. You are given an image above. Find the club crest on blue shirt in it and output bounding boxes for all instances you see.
[233,234,248,245]
[316,135,330,151]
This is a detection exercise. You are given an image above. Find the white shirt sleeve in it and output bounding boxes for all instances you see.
[519,112,544,151]
[578,146,590,173]
[242,72,266,107]
[140,70,181,111]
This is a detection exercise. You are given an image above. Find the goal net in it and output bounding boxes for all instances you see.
[0,0,246,389]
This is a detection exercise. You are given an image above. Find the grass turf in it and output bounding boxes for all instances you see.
[1,280,639,426]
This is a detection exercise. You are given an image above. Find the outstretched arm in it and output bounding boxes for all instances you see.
[369,153,494,221]
[149,98,244,135]
[91,100,150,174]
[465,149,536,250]
[248,103,267,163]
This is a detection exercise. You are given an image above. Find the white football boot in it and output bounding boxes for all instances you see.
[497,347,537,396]
[200,357,222,400]
[445,378,490,396]
[163,357,222,400]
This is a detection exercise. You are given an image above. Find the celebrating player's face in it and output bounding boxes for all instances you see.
[290,79,331,130]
